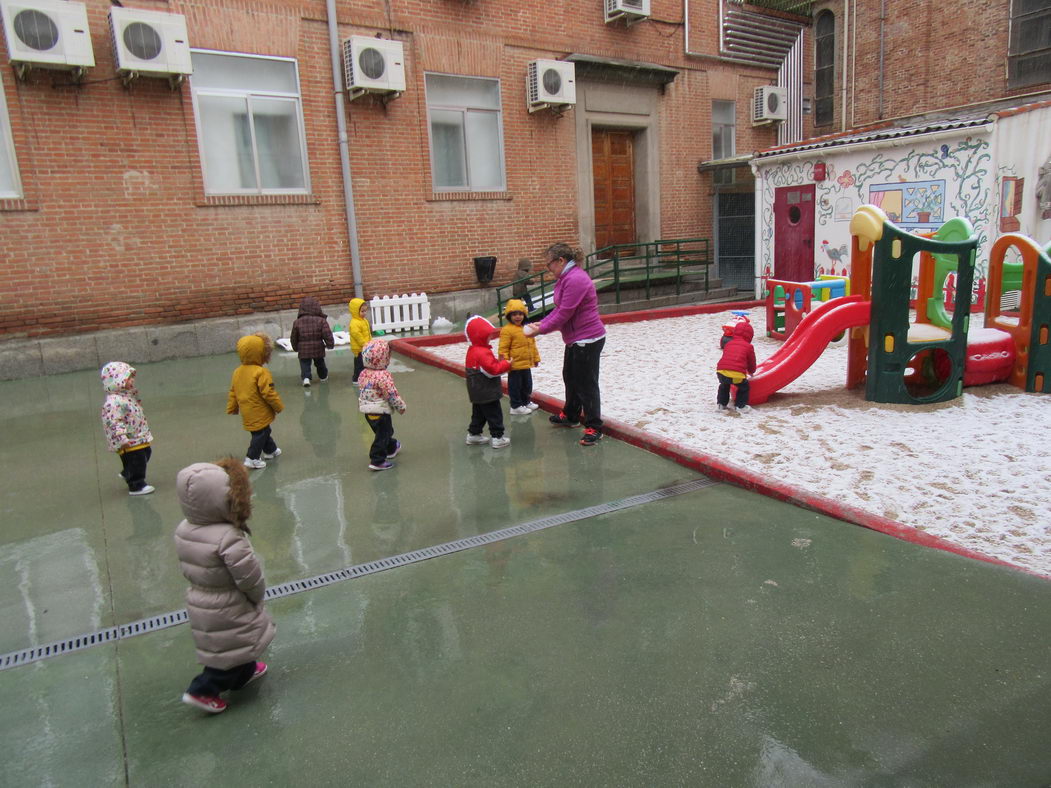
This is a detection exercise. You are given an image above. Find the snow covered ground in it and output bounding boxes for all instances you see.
[427,308,1051,576]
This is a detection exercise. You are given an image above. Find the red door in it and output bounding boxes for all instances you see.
[773,185,816,282]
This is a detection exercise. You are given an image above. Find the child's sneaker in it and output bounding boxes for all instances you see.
[736,405,753,413]
[302,378,311,387]
[465,433,489,445]
[387,440,402,459]
[579,428,601,446]
[243,457,267,469]
[129,485,155,496]
[244,661,268,686]
[318,375,328,383]
[509,405,532,415]
[368,460,395,471]
[526,402,540,411]
[717,404,728,412]
[549,411,578,427]
[181,693,227,714]
[490,436,511,449]
[262,448,282,459]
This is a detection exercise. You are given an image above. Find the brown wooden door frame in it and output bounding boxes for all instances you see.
[591,128,637,252]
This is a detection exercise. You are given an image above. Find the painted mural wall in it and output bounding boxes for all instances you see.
[754,107,1051,310]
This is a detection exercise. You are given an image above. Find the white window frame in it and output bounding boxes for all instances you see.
[425,72,506,193]
[189,49,311,196]
[0,75,22,199]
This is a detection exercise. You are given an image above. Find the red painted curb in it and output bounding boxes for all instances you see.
[391,306,1047,582]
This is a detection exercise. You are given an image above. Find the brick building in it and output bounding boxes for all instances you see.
[0,0,810,354]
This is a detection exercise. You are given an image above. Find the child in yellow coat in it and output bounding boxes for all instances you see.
[348,297,372,385]
[498,299,540,415]
[227,334,285,469]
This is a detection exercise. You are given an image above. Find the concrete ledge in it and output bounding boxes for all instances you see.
[0,343,43,380]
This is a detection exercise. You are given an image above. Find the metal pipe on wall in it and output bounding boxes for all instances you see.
[325,0,364,299]
[878,0,886,120]
[841,0,849,132]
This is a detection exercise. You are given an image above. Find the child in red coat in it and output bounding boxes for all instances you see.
[717,320,757,412]
[464,315,512,448]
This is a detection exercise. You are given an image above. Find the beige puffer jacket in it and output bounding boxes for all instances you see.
[173,462,276,669]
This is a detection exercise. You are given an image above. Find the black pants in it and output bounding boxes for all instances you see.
[507,369,533,408]
[365,413,398,464]
[119,446,152,492]
[299,357,328,381]
[468,400,504,438]
[186,661,256,697]
[247,425,277,460]
[562,338,604,431]
[352,354,364,382]
[717,373,750,408]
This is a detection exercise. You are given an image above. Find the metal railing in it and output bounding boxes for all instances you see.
[494,237,711,323]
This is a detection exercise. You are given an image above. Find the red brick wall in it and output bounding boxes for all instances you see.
[0,0,781,338]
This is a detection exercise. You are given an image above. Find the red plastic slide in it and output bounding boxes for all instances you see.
[749,295,872,404]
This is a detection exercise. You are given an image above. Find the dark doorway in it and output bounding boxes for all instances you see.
[717,192,756,291]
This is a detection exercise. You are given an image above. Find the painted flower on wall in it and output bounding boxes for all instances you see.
[837,170,855,188]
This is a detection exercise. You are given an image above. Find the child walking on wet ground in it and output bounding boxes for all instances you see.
[100,361,154,495]
[716,320,757,413]
[349,297,372,385]
[227,334,285,469]
[290,296,334,387]
[499,299,541,415]
[358,339,406,471]
[465,315,512,448]
[175,459,275,714]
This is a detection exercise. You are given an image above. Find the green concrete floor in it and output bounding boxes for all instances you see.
[1,346,1049,786]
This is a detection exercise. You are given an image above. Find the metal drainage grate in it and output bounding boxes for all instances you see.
[0,476,718,671]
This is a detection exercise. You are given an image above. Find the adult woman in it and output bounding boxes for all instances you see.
[523,243,605,445]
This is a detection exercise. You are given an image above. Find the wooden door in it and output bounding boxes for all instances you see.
[773,184,816,282]
[592,129,636,251]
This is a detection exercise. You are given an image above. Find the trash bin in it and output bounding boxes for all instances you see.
[473,256,497,284]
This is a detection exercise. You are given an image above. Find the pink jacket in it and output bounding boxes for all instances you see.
[536,263,605,344]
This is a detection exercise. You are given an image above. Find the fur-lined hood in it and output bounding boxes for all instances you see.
[175,460,252,528]
[236,333,273,366]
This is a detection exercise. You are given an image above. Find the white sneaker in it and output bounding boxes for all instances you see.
[128,485,155,496]
[526,402,540,411]
[302,378,311,387]
[737,405,753,413]
[262,448,282,459]
[509,406,532,415]
[490,436,511,449]
[243,457,267,469]
[466,434,489,445]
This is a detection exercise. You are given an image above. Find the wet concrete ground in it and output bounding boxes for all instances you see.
[1,346,1049,786]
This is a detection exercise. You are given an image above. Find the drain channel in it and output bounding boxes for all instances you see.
[0,476,718,671]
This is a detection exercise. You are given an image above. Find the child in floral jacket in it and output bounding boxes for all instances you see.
[100,361,155,495]
[358,339,406,471]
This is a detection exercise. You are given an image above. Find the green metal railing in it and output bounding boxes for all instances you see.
[494,237,711,324]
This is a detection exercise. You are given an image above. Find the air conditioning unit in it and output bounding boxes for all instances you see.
[527,59,575,113]
[605,0,650,24]
[109,7,192,83]
[0,0,94,78]
[343,36,405,99]
[753,85,788,124]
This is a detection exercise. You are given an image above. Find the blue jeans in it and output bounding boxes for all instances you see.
[299,357,328,381]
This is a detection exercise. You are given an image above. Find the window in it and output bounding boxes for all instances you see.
[190,51,309,195]
[814,10,835,126]
[425,73,505,192]
[1009,0,1051,88]
[0,76,21,199]
[712,100,735,186]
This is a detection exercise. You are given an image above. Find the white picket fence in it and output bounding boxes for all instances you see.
[369,292,431,332]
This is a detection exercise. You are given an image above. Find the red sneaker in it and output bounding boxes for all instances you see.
[181,693,227,714]
[549,411,579,427]
[245,661,268,685]
[579,428,601,446]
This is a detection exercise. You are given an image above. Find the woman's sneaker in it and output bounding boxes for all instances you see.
[181,693,227,714]
[579,428,601,446]
[465,434,489,445]
[549,411,578,427]
[368,460,395,471]
[243,458,267,469]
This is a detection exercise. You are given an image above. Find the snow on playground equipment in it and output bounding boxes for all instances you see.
[765,276,849,340]
[748,204,1050,405]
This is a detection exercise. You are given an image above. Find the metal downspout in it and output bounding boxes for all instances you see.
[841,0,849,132]
[325,0,364,298]
[878,0,886,120]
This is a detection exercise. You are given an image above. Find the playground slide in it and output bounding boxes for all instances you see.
[749,295,872,404]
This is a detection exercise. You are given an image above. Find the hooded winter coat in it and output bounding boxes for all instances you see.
[498,299,541,371]
[358,339,407,415]
[465,315,511,403]
[290,297,334,359]
[99,361,153,453]
[348,298,372,356]
[227,334,284,432]
[717,321,757,377]
[173,462,275,670]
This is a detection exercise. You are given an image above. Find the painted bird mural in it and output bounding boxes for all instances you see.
[820,240,848,276]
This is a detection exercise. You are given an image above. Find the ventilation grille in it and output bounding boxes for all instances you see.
[722,6,802,67]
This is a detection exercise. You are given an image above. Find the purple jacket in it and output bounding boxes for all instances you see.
[537,263,605,344]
